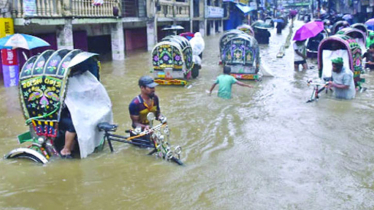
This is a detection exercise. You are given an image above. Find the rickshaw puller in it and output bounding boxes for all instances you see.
[327,57,356,100]
[129,76,165,146]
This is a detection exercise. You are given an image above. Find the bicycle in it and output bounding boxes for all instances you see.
[97,113,183,166]
[306,79,331,103]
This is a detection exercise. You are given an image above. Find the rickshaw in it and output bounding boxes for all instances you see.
[317,34,364,89]
[331,20,350,35]
[336,27,366,54]
[151,35,195,85]
[237,24,255,36]
[4,49,113,163]
[254,26,271,44]
[251,20,273,29]
[306,30,329,58]
[220,31,261,80]
[351,23,368,36]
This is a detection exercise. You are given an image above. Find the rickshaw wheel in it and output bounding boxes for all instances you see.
[191,65,200,78]
[170,156,184,166]
[10,153,44,163]
[5,148,49,164]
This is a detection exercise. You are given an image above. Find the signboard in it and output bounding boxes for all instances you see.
[205,6,224,18]
[249,2,257,10]
[0,18,14,38]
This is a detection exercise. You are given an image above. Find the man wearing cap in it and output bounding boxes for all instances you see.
[328,57,356,100]
[129,76,163,130]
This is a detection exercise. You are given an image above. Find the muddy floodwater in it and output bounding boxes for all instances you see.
[1,21,374,209]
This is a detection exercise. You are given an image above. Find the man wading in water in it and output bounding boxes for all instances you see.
[327,57,356,100]
[209,66,253,99]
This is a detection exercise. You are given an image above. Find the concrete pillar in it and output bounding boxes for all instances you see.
[219,19,224,33]
[110,22,125,60]
[199,20,206,37]
[210,20,216,35]
[56,19,73,50]
[147,20,157,51]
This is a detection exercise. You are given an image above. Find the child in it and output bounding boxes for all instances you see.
[209,66,253,99]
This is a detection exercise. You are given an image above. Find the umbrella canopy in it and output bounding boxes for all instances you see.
[0,33,50,50]
[290,10,298,16]
[342,14,352,20]
[293,21,324,41]
[162,25,184,31]
[273,19,284,23]
[365,18,374,27]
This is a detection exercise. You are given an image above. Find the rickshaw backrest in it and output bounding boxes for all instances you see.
[152,35,194,73]
[220,34,260,68]
[219,30,246,53]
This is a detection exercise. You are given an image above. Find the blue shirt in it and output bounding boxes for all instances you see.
[215,74,238,99]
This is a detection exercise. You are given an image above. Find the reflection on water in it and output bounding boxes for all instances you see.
[1,21,374,209]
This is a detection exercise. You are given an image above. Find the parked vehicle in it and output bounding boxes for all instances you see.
[220,30,261,80]
[151,35,196,85]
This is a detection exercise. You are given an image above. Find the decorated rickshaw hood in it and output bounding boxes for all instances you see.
[19,49,100,123]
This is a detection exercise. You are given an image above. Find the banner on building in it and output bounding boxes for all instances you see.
[205,6,224,18]
[0,18,19,87]
[23,0,36,17]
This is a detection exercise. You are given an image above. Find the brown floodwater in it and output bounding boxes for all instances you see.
[1,20,374,209]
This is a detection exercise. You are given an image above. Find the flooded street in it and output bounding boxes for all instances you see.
[1,20,374,209]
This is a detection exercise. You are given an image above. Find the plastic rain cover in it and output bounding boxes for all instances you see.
[65,71,113,158]
[190,32,205,56]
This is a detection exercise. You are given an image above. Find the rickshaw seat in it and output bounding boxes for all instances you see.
[97,122,118,132]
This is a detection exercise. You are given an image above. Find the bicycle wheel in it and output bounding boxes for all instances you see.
[5,148,48,164]
[170,156,184,166]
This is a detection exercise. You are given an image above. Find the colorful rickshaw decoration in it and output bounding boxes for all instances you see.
[220,30,261,80]
[151,35,195,86]
[336,27,367,54]
[318,34,364,89]
[5,49,113,163]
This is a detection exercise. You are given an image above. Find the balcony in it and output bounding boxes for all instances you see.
[157,0,190,19]
[10,0,121,18]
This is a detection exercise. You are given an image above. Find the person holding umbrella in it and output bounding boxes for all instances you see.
[292,21,325,71]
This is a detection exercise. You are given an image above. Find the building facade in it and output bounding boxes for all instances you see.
[0,0,226,65]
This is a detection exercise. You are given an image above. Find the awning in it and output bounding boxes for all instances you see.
[236,4,255,14]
